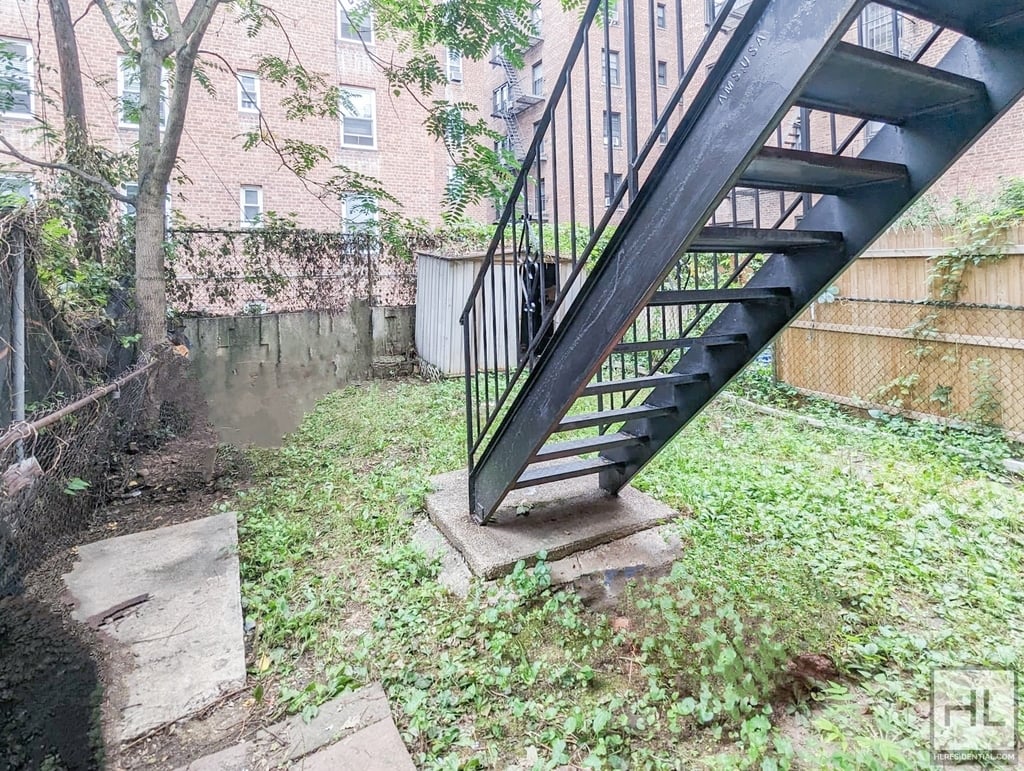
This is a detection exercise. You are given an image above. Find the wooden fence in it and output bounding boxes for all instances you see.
[776,226,1024,440]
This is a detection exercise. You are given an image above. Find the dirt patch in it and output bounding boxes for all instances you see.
[0,595,103,770]
[4,421,252,770]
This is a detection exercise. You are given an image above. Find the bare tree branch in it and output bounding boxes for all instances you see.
[94,0,134,53]
[158,0,187,50]
[0,135,132,204]
[181,0,229,43]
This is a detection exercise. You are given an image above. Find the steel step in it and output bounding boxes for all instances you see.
[613,333,748,354]
[740,147,908,195]
[799,42,988,125]
[556,404,678,432]
[581,372,709,397]
[647,287,791,305]
[534,431,645,462]
[884,0,1024,40]
[513,457,621,489]
[688,226,844,254]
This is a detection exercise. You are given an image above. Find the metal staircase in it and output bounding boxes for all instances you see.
[462,0,1024,524]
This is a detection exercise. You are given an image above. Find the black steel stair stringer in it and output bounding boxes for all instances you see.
[467,0,869,524]
[599,28,1024,494]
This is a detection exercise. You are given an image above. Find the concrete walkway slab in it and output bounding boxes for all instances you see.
[255,683,391,764]
[427,469,679,579]
[292,718,416,770]
[175,684,415,771]
[63,513,246,743]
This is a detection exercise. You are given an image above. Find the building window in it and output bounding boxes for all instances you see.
[238,72,260,112]
[0,175,33,206]
[530,3,543,36]
[118,56,166,127]
[493,82,512,115]
[532,61,544,96]
[340,87,375,148]
[533,120,547,159]
[118,57,142,127]
[656,3,667,28]
[656,60,668,87]
[603,110,622,147]
[0,39,32,116]
[659,126,668,143]
[604,172,623,207]
[608,2,619,24]
[860,3,899,55]
[602,49,620,86]
[446,48,463,82]
[495,133,515,158]
[536,178,547,215]
[338,0,373,43]
[240,186,263,227]
[122,182,139,217]
[341,193,378,233]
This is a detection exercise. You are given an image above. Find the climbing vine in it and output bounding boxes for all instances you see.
[871,178,1024,426]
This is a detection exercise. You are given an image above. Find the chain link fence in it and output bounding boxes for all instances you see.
[775,227,1024,442]
[0,354,169,597]
[167,228,417,316]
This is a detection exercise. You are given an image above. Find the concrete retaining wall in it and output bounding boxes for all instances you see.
[183,303,414,447]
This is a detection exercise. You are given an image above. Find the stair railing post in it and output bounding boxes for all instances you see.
[623,0,640,201]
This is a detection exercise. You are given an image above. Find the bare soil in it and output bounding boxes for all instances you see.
[3,425,253,771]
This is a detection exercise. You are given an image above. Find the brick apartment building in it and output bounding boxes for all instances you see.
[0,0,467,231]
[0,1,1022,234]
[464,0,1024,230]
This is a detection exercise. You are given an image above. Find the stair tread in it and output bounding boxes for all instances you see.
[740,147,908,195]
[689,226,844,254]
[800,42,988,124]
[581,372,709,396]
[884,0,1024,40]
[534,431,644,461]
[613,333,748,354]
[556,405,677,432]
[514,457,620,489]
[648,287,791,305]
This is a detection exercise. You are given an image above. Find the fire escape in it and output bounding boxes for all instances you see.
[462,0,1024,524]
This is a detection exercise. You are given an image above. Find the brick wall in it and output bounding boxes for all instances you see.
[0,0,462,230]
[0,1,1021,234]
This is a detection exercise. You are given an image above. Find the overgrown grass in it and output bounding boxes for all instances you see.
[235,378,1024,769]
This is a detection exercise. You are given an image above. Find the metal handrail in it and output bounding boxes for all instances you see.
[461,0,749,467]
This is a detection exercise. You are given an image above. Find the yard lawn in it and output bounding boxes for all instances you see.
[236,376,1024,770]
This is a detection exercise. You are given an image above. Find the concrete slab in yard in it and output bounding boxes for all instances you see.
[174,743,251,771]
[63,513,246,743]
[427,469,679,579]
[176,684,415,771]
[255,682,391,764]
[292,718,416,771]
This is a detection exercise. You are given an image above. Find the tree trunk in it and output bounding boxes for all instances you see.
[48,0,86,130]
[134,183,167,350]
[48,0,105,265]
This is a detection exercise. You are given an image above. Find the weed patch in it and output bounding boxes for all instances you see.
[236,379,1024,769]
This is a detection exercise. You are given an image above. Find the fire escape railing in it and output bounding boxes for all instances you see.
[461,0,950,472]
[461,0,757,473]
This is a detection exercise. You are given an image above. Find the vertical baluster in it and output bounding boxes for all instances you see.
[675,0,684,77]
[499,235,511,389]
[603,0,614,214]
[566,72,579,267]
[551,109,562,301]
[622,0,639,201]
[800,107,812,218]
[583,32,596,234]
